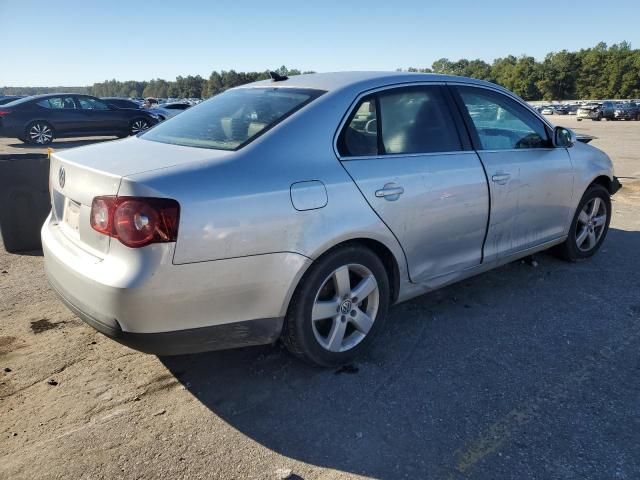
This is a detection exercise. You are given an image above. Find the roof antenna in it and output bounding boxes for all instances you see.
[269,71,288,82]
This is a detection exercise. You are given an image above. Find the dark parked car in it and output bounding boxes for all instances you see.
[0,94,158,145]
[0,95,25,105]
[613,103,640,121]
[101,97,143,109]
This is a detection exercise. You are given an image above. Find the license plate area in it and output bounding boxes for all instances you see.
[63,197,81,232]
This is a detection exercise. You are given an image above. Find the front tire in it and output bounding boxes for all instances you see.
[282,245,390,367]
[26,121,54,145]
[555,185,611,262]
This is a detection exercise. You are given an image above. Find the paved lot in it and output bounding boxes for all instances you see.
[1,117,639,479]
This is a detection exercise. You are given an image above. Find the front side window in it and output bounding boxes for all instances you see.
[457,86,550,150]
[142,87,323,150]
[338,86,462,157]
[78,97,109,110]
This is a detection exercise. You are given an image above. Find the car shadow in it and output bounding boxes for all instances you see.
[6,137,116,150]
[160,227,640,478]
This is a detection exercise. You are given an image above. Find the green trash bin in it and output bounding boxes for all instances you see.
[0,153,51,253]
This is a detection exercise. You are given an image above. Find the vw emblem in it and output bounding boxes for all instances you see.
[58,167,65,189]
[340,299,353,315]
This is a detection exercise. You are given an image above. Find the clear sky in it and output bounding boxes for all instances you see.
[1,0,639,87]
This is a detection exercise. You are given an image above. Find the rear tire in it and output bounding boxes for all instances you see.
[282,245,390,367]
[554,185,611,262]
[25,121,54,145]
[130,118,151,135]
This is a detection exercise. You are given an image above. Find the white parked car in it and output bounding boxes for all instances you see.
[146,102,192,121]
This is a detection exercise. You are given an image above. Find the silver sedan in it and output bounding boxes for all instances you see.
[42,72,618,367]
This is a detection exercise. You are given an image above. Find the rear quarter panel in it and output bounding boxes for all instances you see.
[121,91,407,276]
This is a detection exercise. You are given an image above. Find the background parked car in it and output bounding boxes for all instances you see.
[0,94,158,145]
[0,95,26,105]
[613,102,640,120]
[553,105,569,115]
[101,97,143,109]
[577,103,604,121]
[146,102,192,121]
[541,105,555,115]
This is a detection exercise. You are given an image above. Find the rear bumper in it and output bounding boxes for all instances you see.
[42,214,311,354]
[48,274,282,355]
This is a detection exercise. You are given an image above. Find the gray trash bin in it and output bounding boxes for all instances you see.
[0,153,51,253]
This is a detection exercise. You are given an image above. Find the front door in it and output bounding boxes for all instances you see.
[338,85,489,282]
[76,96,121,133]
[451,85,574,262]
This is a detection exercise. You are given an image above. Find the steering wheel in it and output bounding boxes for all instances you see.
[364,119,377,135]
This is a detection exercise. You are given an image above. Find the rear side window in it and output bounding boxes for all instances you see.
[457,86,550,150]
[36,97,77,109]
[378,87,461,154]
[338,86,462,157]
[337,96,378,157]
[142,87,324,150]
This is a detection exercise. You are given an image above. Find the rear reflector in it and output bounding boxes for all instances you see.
[90,196,179,248]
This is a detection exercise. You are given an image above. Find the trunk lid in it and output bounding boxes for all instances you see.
[49,136,231,256]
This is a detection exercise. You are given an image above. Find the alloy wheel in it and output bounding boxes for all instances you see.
[131,119,150,134]
[29,123,53,144]
[311,263,379,353]
[575,197,607,252]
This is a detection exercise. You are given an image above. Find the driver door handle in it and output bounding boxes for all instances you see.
[491,173,511,185]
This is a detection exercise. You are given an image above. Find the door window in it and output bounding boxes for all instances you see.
[36,96,77,109]
[337,96,378,157]
[457,87,551,150]
[378,87,461,154]
[78,97,109,110]
[338,86,462,157]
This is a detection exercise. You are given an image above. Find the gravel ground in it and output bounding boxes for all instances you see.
[1,116,639,479]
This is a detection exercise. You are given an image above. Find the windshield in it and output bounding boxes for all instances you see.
[141,87,324,150]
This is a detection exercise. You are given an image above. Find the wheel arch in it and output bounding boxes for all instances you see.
[283,236,404,320]
[588,175,614,195]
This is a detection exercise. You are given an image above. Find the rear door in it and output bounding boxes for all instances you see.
[35,96,85,134]
[338,84,489,282]
[450,84,574,262]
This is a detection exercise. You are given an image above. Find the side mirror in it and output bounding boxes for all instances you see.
[553,126,576,148]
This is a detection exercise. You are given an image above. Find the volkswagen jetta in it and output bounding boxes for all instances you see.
[42,72,619,366]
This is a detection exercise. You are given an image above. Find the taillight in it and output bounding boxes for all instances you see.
[0,110,11,117]
[90,196,179,248]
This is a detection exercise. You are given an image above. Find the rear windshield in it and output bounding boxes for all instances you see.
[141,87,324,150]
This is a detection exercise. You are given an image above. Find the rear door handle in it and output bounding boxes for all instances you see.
[491,173,511,185]
[375,183,404,201]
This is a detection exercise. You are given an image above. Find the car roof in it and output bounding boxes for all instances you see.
[240,71,506,94]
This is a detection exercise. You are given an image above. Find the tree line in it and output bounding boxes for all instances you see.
[0,66,312,100]
[2,43,640,101]
[405,42,640,100]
